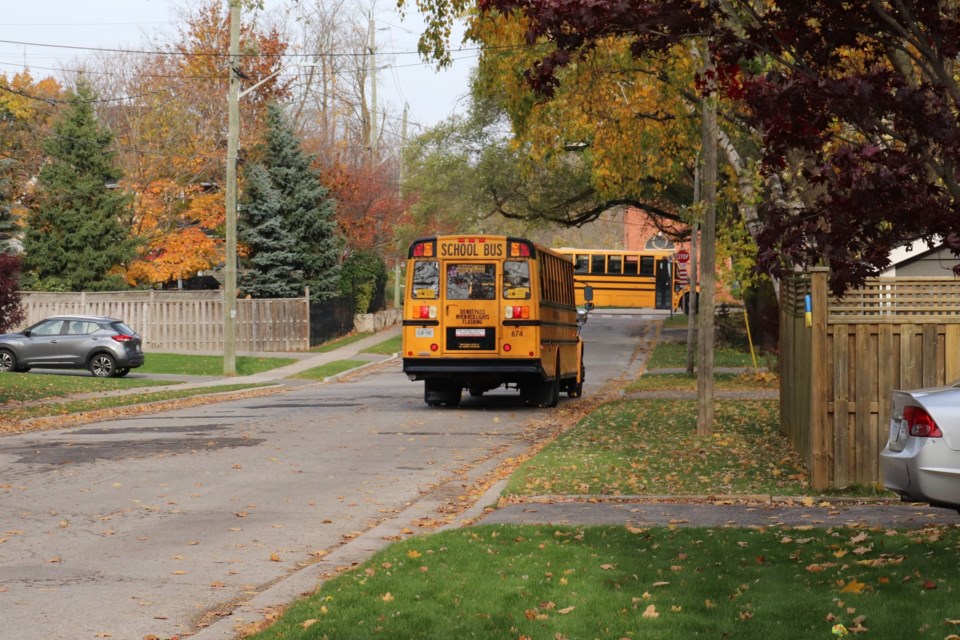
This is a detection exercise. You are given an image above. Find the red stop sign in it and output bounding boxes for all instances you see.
[676,249,690,263]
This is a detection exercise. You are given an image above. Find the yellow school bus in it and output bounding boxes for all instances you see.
[553,248,692,311]
[402,235,586,407]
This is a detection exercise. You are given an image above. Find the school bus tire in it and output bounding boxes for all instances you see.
[547,363,561,407]
[424,380,461,407]
[567,350,585,398]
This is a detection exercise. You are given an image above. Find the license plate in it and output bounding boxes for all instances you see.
[455,328,486,338]
[415,327,434,338]
[889,419,907,444]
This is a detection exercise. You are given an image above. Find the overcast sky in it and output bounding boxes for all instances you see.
[0,0,474,133]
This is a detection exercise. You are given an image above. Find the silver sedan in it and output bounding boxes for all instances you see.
[880,384,960,513]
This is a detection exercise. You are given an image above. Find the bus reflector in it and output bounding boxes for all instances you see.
[503,343,511,352]
[430,343,439,352]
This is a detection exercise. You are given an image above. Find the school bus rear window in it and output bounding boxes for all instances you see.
[446,263,496,300]
[503,261,531,299]
[412,260,439,299]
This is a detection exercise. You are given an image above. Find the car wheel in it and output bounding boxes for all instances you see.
[115,367,130,377]
[89,353,118,377]
[0,349,16,372]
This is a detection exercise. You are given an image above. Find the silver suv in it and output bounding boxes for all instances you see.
[0,315,145,377]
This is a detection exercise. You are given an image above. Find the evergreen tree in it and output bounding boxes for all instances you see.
[238,163,301,298]
[262,103,341,301]
[22,81,136,291]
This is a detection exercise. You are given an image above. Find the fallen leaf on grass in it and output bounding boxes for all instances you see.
[642,605,659,619]
[839,579,867,594]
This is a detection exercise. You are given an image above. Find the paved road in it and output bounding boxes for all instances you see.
[0,315,653,640]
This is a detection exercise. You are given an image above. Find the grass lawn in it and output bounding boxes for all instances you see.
[363,334,401,355]
[0,372,176,404]
[627,372,779,392]
[137,353,297,376]
[647,341,761,369]
[293,360,371,380]
[0,383,268,432]
[249,524,960,640]
[310,332,374,353]
[505,399,808,496]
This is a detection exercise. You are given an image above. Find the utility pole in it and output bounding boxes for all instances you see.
[394,104,408,309]
[223,0,240,376]
[685,162,700,376]
[697,44,718,436]
[368,12,378,161]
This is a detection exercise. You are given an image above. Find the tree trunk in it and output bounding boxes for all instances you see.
[696,48,718,436]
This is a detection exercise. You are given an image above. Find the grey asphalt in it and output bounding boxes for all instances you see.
[14,318,960,640]
[28,320,958,530]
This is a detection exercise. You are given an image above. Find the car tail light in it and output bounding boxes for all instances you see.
[112,334,136,343]
[903,406,943,437]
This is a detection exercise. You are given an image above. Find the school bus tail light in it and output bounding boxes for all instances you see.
[411,240,435,257]
[419,305,437,319]
[505,305,530,319]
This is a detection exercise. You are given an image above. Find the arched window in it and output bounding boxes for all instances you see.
[645,234,674,251]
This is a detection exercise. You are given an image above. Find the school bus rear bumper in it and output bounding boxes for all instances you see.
[402,358,545,381]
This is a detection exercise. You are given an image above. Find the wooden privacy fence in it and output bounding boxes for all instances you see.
[781,268,960,491]
[17,290,311,352]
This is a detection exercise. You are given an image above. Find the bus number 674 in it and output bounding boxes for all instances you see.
[511,330,524,337]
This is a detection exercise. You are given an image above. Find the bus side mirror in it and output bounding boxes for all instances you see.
[583,285,594,310]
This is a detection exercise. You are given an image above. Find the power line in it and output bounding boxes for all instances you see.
[0,37,486,60]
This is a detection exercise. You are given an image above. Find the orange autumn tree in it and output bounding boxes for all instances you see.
[118,0,290,286]
[0,71,63,235]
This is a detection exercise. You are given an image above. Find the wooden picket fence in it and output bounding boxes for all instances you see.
[781,269,960,490]
[17,290,310,352]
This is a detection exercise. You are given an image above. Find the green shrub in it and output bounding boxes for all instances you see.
[339,250,387,313]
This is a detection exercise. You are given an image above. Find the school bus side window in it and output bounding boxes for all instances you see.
[412,260,439,299]
[640,256,655,277]
[503,261,531,299]
[574,255,588,274]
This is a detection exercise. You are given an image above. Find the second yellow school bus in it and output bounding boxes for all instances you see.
[402,235,586,407]
[553,247,692,311]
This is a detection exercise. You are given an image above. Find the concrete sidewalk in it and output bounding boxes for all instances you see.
[189,323,401,387]
[16,325,402,406]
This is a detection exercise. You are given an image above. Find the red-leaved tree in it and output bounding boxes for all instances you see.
[472,0,960,295]
[0,253,25,332]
